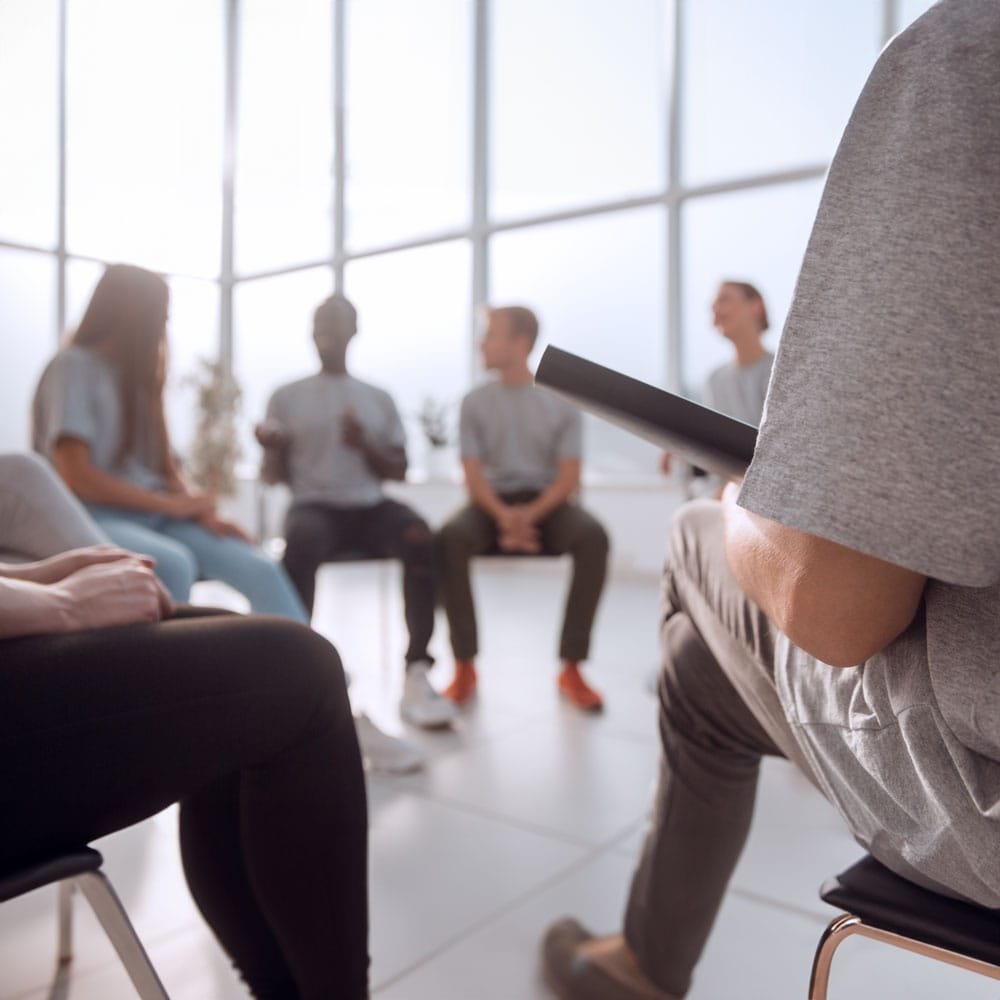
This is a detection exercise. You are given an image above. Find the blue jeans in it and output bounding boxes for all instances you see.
[87,505,308,623]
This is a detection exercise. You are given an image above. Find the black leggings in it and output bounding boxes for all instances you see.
[0,608,369,999]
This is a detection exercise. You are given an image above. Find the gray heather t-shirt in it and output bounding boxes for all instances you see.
[739,1,1000,907]
[32,345,165,491]
[703,353,774,425]
[265,372,406,508]
[460,379,582,494]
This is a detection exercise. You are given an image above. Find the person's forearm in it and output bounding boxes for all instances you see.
[523,479,575,523]
[0,561,32,581]
[360,442,406,481]
[464,468,508,521]
[0,577,70,638]
[162,456,193,495]
[57,460,173,514]
[259,444,289,485]
[523,463,580,523]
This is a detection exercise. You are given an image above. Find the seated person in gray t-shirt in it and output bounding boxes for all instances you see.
[543,5,1000,999]
[435,306,610,712]
[256,294,455,732]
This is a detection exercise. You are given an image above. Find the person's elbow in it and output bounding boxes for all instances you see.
[777,580,922,668]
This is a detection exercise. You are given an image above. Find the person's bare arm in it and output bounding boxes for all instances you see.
[0,557,173,640]
[342,409,407,481]
[520,458,581,524]
[255,421,291,486]
[52,438,213,520]
[0,545,153,585]
[462,457,510,522]
[721,483,927,667]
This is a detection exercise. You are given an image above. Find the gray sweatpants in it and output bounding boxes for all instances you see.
[623,499,821,997]
[0,452,107,560]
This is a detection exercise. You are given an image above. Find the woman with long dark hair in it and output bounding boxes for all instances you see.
[32,263,307,617]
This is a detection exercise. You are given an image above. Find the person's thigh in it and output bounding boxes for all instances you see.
[538,502,609,556]
[89,511,198,601]
[284,503,344,560]
[357,499,430,557]
[0,612,348,867]
[663,499,818,780]
[435,503,497,555]
[158,519,308,620]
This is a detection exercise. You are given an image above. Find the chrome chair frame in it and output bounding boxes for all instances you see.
[1,847,169,999]
[808,856,1000,1000]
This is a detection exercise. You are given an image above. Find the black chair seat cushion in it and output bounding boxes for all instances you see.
[821,855,1000,967]
[0,847,103,902]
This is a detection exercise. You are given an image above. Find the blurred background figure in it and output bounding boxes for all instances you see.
[436,305,609,713]
[662,280,773,497]
[32,263,307,619]
[257,293,456,736]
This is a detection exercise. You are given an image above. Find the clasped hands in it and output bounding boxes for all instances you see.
[160,488,252,543]
[1,544,174,632]
[496,504,542,554]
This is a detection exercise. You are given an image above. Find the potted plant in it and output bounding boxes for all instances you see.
[417,396,453,478]
[184,357,244,496]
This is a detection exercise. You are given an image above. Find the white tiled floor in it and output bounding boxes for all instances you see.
[2,563,997,999]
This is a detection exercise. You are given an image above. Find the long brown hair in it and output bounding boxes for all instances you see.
[70,264,171,471]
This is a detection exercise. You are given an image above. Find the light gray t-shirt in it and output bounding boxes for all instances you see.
[460,379,582,494]
[703,353,774,425]
[32,345,165,491]
[265,372,406,508]
[739,1,1000,907]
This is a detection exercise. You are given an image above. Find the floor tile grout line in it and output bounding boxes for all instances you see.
[371,833,635,994]
[727,885,833,926]
[372,777,650,853]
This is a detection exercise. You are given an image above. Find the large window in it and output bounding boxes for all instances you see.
[490,0,667,220]
[680,179,824,395]
[236,0,333,275]
[0,0,59,250]
[345,241,471,462]
[0,249,57,453]
[345,0,472,251]
[0,1,937,472]
[680,2,879,186]
[65,0,224,277]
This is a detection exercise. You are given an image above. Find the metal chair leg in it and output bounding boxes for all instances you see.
[75,871,170,999]
[809,910,1000,998]
[808,914,861,1000]
[57,880,74,964]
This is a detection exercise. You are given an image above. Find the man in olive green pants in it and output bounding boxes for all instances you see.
[435,305,609,712]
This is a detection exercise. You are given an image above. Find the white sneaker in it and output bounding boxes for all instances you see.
[354,713,425,775]
[400,661,458,729]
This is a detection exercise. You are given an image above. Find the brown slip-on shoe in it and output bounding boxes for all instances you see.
[541,918,676,1000]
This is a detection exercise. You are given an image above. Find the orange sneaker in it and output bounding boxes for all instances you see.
[443,659,478,705]
[558,662,604,713]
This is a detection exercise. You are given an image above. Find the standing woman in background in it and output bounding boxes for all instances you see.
[32,263,307,617]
